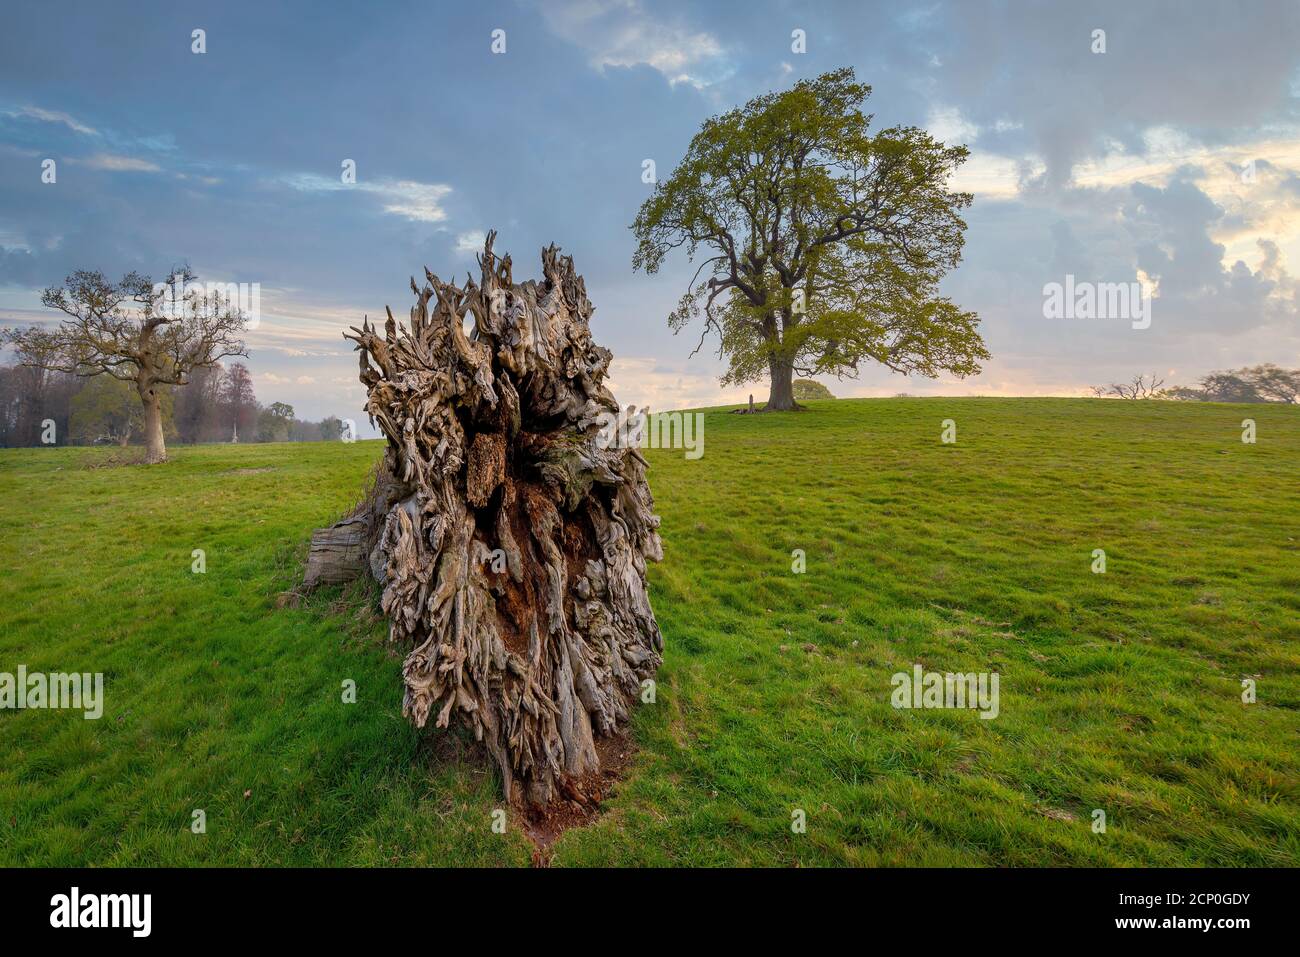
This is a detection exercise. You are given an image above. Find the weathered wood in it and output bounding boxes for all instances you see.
[302,517,371,588]
[339,231,663,808]
[302,461,407,588]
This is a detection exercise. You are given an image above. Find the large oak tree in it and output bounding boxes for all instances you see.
[632,67,989,410]
[3,267,247,462]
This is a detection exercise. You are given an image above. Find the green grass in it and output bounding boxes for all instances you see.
[1,397,1297,866]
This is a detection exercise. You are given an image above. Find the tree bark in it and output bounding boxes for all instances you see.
[342,232,664,809]
[765,356,798,411]
[139,379,167,464]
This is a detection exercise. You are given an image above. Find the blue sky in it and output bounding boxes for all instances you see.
[2,0,1299,428]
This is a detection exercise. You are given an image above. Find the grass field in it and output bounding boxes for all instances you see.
[1,397,1297,866]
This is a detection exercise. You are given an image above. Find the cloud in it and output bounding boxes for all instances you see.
[74,153,162,173]
[455,231,487,255]
[539,0,726,88]
[1121,176,1299,333]
[283,173,452,223]
[908,0,1300,188]
[258,371,317,386]
[378,180,452,223]
[175,172,221,186]
[927,105,979,146]
[605,355,749,411]
[4,106,97,136]
[264,345,345,358]
[950,153,1045,199]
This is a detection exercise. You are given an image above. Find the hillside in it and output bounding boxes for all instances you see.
[1,397,1296,866]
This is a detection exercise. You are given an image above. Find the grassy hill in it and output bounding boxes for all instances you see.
[1,397,1297,866]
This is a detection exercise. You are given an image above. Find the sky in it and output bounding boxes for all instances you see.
[1,0,1298,432]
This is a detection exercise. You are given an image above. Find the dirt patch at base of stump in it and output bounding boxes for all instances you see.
[518,733,636,864]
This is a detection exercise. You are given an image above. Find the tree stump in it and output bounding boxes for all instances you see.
[340,232,663,808]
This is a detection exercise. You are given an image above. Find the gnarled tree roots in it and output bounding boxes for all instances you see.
[342,232,663,808]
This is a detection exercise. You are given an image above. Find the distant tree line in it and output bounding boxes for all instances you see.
[1092,365,1300,403]
[0,355,345,448]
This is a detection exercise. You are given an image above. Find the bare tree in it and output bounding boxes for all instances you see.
[1102,373,1165,400]
[219,361,257,441]
[3,267,247,463]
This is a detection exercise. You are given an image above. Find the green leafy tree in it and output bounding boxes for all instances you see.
[793,379,835,400]
[257,401,296,442]
[318,415,344,440]
[632,67,989,410]
[70,374,174,445]
[1239,364,1300,403]
[1162,364,1300,403]
[256,407,286,443]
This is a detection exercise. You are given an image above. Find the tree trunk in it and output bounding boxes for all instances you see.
[341,232,663,809]
[139,381,167,464]
[765,356,798,411]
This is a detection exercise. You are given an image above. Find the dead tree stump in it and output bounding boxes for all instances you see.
[338,231,663,808]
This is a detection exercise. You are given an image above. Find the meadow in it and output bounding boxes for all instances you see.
[0,397,1296,866]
